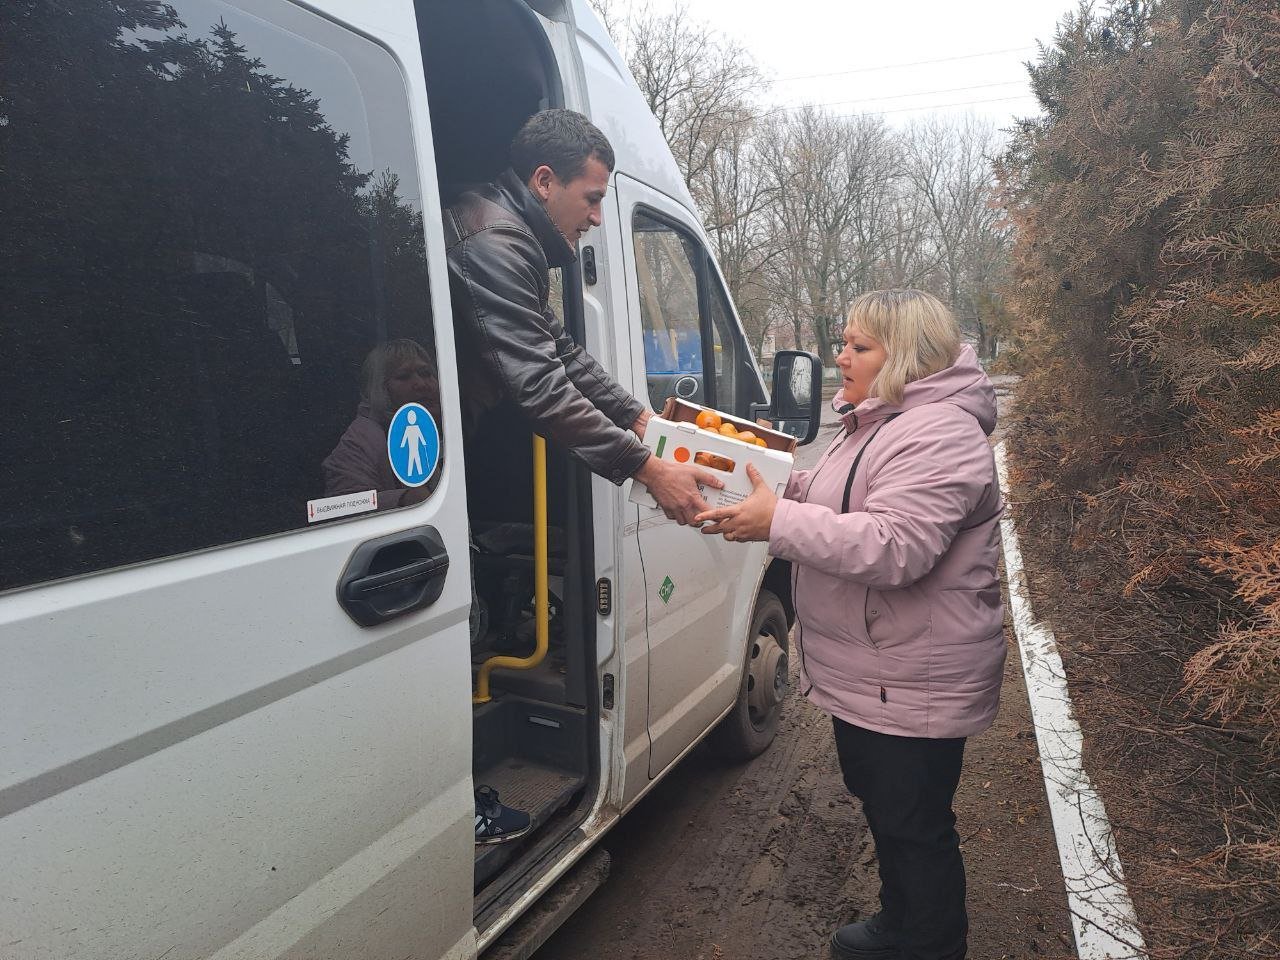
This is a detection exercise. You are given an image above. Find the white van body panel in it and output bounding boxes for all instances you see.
[564,0,761,797]
[2,2,776,958]
[0,0,476,957]
[1,453,475,960]
[569,0,700,219]
[532,0,656,815]
[611,173,765,776]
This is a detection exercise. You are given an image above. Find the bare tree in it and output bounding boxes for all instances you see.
[592,2,775,352]
[585,0,627,44]
[623,4,764,193]
[759,109,900,363]
[700,107,780,357]
[588,2,1011,365]
[875,179,938,290]
[901,115,1010,357]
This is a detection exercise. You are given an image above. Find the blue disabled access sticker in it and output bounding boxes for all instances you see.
[387,402,440,488]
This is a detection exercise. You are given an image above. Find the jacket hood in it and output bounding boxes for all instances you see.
[833,343,997,436]
[494,168,577,269]
[355,399,387,428]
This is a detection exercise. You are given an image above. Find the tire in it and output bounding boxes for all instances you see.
[711,589,790,763]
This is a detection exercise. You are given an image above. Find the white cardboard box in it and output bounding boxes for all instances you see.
[629,399,796,511]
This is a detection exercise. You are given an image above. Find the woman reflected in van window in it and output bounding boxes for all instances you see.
[322,339,442,508]
[696,289,1005,960]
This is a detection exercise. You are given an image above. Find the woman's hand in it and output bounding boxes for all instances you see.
[694,464,777,542]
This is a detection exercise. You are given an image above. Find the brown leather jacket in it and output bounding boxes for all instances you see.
[445,169,649,484]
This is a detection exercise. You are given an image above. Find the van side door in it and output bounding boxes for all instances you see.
[0,3,475,958]
[613,174,771,776]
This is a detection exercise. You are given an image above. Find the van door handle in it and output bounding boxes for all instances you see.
[343,557,448,599]
[337,526,451,627]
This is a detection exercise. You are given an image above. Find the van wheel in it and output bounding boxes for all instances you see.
[711,590,789,763]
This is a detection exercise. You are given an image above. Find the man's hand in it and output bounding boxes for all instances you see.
[631,408,652,440]
[694,464,777,542]
[634,455,722,526]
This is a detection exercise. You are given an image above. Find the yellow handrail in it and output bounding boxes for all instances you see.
[473,434,549,704]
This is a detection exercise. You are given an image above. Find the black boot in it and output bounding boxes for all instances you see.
[830,911,900,960]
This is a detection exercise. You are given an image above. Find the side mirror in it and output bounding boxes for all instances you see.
[757,351,823,445]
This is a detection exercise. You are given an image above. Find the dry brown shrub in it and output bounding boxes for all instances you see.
[996,0,1280,956]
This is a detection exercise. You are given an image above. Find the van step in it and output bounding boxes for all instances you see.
[481,847,611,960]
[474,759,582,827]
[474,759,585,887]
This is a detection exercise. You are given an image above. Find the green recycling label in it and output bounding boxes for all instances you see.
[658,576,676,605]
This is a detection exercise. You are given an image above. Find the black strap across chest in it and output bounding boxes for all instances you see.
[840,413,903,513]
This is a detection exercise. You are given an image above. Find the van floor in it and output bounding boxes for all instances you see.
[474,758,584,887]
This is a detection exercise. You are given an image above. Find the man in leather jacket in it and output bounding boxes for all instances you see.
[445,109,717,525]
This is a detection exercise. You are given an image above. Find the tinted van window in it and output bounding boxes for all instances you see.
[0,0,443,592]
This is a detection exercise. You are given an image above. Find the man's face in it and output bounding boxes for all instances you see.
[529,155,610,245]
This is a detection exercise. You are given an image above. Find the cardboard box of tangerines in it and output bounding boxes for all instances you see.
[629,398,797,511]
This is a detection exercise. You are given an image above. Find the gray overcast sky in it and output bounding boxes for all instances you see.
[612,0,1079,130]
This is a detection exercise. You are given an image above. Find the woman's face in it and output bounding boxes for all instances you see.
[835,324,888,407]
[385,357,439,411]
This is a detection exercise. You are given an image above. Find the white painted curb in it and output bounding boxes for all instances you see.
[995,442,1149,960]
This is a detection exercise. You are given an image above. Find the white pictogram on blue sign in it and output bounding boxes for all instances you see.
[387,403,440,488]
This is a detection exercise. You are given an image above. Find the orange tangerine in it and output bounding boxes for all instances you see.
[694,451,735,471]
[736,431,757,444]
[694,410,722,430]
[754,437,767,447]
[718,422,739,436]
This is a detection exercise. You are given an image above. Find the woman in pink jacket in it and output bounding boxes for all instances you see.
[322,339,443,507]
[697,289,1004,960]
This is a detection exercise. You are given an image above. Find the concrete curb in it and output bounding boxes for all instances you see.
[994,442,1149,960]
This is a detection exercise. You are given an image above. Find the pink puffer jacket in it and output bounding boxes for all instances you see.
[768,345,1005,739]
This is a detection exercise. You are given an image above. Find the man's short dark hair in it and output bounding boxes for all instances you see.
[510,109,616,183]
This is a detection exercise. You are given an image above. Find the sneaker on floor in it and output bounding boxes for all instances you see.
[830,911,901,960]
[474,785,531,845]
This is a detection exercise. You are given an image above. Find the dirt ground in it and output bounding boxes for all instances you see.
[537,377,1075,960]
[537,633,1073,960]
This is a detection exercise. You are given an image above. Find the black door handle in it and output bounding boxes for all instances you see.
[337,526,451,627]
[343,557,449,600]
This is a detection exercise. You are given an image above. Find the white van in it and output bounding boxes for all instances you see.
[0,1,822,958]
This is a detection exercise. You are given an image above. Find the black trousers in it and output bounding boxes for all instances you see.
[832,717,968,960]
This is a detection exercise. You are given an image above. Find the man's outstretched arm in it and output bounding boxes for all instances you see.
[449,225,718,522]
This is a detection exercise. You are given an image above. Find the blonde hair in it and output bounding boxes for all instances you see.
[362,339,436,424]
[846,289,962,405]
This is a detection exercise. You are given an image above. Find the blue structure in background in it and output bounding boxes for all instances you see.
[642,328,703,375]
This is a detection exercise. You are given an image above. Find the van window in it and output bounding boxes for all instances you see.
[708,278,740,410]
[633,213,704,409]
[632,211,747,414]
[0,0,443,593]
